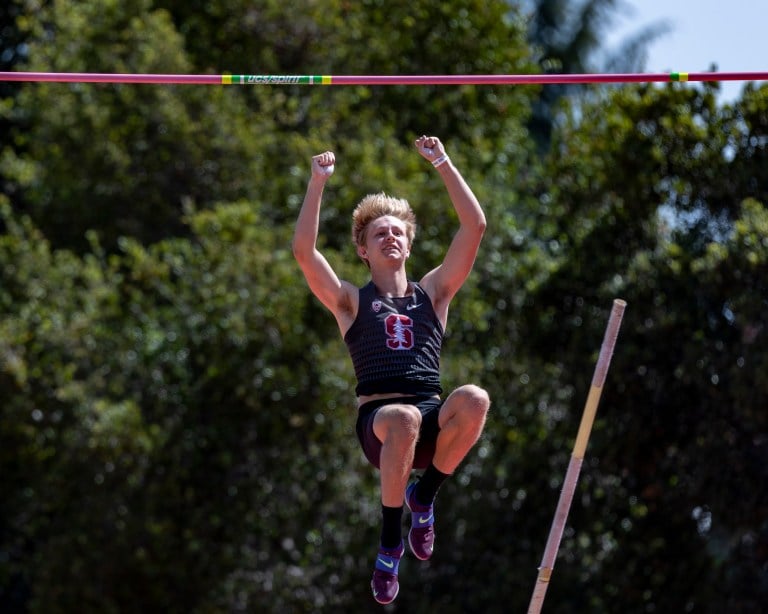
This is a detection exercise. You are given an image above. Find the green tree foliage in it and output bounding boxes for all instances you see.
[489,83,768,613]
[0,0,31,156]
[1,0,267,249]
[524,0,669,149]
[1,0,536,252]
[156,0,537,146]
[1,1,767,613]
[0,198,373,611]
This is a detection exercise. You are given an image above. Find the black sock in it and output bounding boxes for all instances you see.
[415,463,450,506]
[380,505,403,550]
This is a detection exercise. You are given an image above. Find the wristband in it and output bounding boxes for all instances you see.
[431,154,449,168]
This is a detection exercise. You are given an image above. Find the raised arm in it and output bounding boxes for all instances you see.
[415,136,486,314]
[292,152,357,329]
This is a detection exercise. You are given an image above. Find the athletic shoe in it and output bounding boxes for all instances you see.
[371,540,404,605]
[405,482,435,560]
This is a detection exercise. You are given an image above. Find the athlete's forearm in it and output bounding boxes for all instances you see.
[437,160,486,233]
[292,175,327,258]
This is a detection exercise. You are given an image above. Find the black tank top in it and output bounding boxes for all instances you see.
[344,281,444,396]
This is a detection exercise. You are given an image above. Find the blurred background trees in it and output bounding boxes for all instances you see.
[1,1,766,612]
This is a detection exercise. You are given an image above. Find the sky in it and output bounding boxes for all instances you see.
[606,0,768,103]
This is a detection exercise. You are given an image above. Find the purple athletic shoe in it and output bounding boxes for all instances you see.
[405,482,435,560]
[371,541,404,605]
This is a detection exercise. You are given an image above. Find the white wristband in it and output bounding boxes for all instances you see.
[431,154,449,168]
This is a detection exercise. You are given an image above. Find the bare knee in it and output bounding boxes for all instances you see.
[449,384,490,425]
[374,404,422,443]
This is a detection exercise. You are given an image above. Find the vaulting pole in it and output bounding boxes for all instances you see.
[527,299,627,614]
[0,71,767,85]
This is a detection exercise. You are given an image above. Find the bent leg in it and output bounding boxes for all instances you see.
[432,384,490,474]
[373,403,422,507]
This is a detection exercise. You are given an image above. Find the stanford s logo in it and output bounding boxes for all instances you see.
[384,313,414,350]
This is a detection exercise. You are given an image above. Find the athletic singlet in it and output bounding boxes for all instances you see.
[343,281,444,396]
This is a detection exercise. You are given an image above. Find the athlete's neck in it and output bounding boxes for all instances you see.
[370,268,410,298]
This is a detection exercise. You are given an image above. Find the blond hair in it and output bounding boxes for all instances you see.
[351,192,417,250]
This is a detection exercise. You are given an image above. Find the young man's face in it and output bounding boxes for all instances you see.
[358,215,411,266]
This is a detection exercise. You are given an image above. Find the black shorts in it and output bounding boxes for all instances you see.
[355,396,444,470]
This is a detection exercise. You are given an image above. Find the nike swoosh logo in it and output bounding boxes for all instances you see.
[418,513,433,525]
[406,303,421,310]
[378,558,395,569]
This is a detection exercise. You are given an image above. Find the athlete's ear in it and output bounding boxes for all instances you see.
[356,245,371,268]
